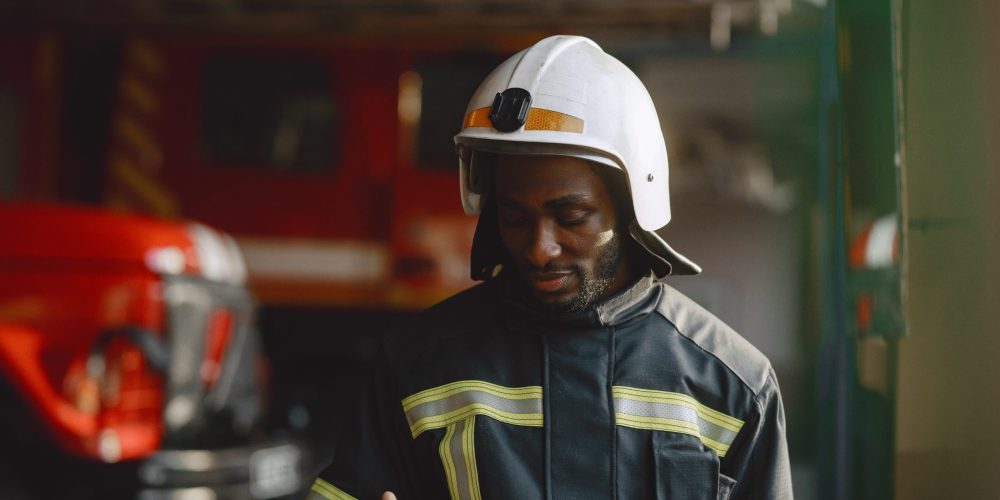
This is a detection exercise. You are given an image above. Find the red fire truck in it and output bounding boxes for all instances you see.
[0,31,536,495]
[0,202,308,499]
[1,32,535,307]
[98,35,528,308]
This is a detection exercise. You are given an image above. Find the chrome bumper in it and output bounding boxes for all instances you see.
[138,440,308,500]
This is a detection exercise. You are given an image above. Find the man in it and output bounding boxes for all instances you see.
[309,35,792,500]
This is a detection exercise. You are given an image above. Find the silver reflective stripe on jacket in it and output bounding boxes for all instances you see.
[402,380,544,437]
[612,386,744,457]
[402,380,544,500]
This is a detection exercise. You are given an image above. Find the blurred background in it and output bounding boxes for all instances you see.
[0,0,997,499]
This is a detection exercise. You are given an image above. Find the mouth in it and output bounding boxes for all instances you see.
[525,270,575,294]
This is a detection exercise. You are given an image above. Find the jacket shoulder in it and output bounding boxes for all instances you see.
[418,279,500,329]
[383,280,500,364]
[654,283,773,395]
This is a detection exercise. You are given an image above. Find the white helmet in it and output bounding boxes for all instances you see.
[454,35,701,279]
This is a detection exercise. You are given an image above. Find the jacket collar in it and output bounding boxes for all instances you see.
[500,270,662,330]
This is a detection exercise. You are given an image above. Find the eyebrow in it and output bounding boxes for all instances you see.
[496,194,593,211]
[543,194,592,210]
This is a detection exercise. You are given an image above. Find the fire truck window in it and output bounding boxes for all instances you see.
[202,56,338,173]
[410,57,500,170]
[0,90,16,198]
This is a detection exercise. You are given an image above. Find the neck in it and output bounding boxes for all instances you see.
[601,253,642,304]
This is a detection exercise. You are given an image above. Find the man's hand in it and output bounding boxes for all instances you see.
[382,492,397,500]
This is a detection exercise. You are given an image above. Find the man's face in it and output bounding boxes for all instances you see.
[494,154,630,313]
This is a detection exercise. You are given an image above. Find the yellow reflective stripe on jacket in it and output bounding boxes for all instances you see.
[308,478,357,500]
[404,381,541,500]
[439,415,482,500]
[402,380,543,438]
[612,386,745,457]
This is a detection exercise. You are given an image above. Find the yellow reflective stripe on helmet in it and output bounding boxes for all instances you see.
[309,478,357,500]
[403,380,543,438]
[462,106,584,133]
[438,416,482,500]
[612,386,745,457]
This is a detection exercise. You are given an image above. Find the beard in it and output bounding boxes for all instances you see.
[531,231,624,314]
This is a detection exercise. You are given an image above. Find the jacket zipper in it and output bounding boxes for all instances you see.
[542,333,552,500]
[607,325,618,500]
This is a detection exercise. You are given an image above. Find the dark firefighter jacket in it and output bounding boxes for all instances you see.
[309,272,793,500]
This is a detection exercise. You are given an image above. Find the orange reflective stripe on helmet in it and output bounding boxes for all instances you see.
[462,106,584,134]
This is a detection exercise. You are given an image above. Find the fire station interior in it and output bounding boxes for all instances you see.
[1,1,998,499]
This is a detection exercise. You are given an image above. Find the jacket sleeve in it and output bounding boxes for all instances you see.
[727,368,794,500]
[307,343,423,500]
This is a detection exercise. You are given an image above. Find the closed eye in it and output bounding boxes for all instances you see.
[557,210,592,226]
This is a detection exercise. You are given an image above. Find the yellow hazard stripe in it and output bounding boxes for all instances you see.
[309,478,356,500]
[115,114,160,159]
[125,38,164,77]
[462,106,584,133]
[119,72,159,116]
[110,154,178,217]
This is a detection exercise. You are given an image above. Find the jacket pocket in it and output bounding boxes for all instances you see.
[717,473,737,500]
[652,432,725,500]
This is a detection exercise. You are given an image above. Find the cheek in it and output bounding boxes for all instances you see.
[562,226,613,259]
[594,229,614,247]
[497,225,526,253]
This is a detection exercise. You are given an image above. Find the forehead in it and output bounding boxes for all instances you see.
[493,155,611,203]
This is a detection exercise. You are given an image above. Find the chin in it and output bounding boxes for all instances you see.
[534,292,584,314]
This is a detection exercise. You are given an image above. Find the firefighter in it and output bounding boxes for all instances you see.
[309,35,792,500]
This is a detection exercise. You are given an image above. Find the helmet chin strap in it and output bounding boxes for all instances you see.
[470,195,509,281]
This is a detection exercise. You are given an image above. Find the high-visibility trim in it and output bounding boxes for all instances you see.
[462,107,492,129]
[402,380,543,438]
[524,107,584,133]
[440,422,461,500]
[612,386,745,457]
[463,415,481,499]
[407,382,537,500]
[439,416,482,500]
[309,478,357,500]
[462,106,584,133]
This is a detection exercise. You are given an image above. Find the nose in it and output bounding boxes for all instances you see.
[523,221,561,269]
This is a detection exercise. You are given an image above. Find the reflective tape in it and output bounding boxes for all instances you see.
[612,386,745,457]
[462,106,584,133]
[404,381,541,500]
[402,380,543,438]
[308,478,356,500]
[439,415,482,500]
